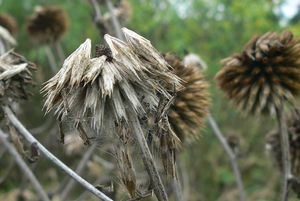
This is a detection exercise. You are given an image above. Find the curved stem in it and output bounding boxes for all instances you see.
[105,0,125,40]
[207,113,246,201]
[128,113,169,201]
[45,46,58,73]
[0,130,50,201]
[3,106,113,201]
[276,104,291,201]
[60,143,98,201]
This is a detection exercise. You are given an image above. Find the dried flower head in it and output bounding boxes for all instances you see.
[266,109,300,178]
[43,28,181,198]
[164,53,209,142]
[26,6,69,45]
[216,31,300,114]
[42,27,180,140]
[0,50,36,106]
[183,53,207,71]
[0,13,17,36]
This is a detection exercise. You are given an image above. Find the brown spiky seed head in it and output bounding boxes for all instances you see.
[164,53,209,142]
[216,31,300,115]
[26,6,69,45]
[0,51,36,105]
[0,13,17,36]
[266,109,300,179]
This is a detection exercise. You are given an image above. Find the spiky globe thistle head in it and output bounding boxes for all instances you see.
[164,53,209,142]
[26,6,69,45]
[0,50,36,106]
[0,13,17,36]
[216,31,300,115]
[42,28,181,143]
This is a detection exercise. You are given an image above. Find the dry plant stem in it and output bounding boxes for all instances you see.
[0,147,6,159]
[0,157,14,184]
[178,159,190,201]
[54,42,65,64]
[3,106,113,201]
[207,113,246,201]
[275,104,292,201]
[0,129,50,201]
[45,45,58,73]
[90,0,102,20]
[105,0,125,40]
[171,177,184,201]
[128,113,169,201]
[60,143,98,201]
[30,118,53,135]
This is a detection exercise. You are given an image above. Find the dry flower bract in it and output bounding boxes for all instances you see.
[216,31,300,114]
[42,27,181,140]
[0,13,17,36]
[164,53,209,142]
[26,6,69,45]
[0,50,36,105]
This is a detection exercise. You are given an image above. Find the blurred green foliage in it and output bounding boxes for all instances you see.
[0,0,299,200]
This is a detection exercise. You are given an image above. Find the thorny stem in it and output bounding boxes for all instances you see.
[60,143,98,201]
[3,106,113,201]
[275,104,292,201]
[207,113,246,201]
[0,129,50,201]
[105,0,125,40]
[128,113,169,201]
[45,46,58,73]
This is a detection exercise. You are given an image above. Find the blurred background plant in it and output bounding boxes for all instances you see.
[1,0,300,200]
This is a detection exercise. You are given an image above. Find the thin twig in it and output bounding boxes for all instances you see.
[128,113,169,201]
[60,143,98,201]
[0,129,50,201]
[54,42,65,64]
[105,0,125,40]
[3,106,113,201]
[45,46,58,73]
[171,177,184,201]
[276,104,292,201]
[90,0,102,20]
[207,113,246,201]
[30,118,53,135]
[0,157,15,185]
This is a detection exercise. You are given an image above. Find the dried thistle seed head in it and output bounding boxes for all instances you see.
[42,28,181,144]
[0,13,17,36]
[164,53,209,142]
[0,50,36,105]
[216,31,300,115]
[26,6,69,45]
[266,109,300,179]
[183,53,207,71]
